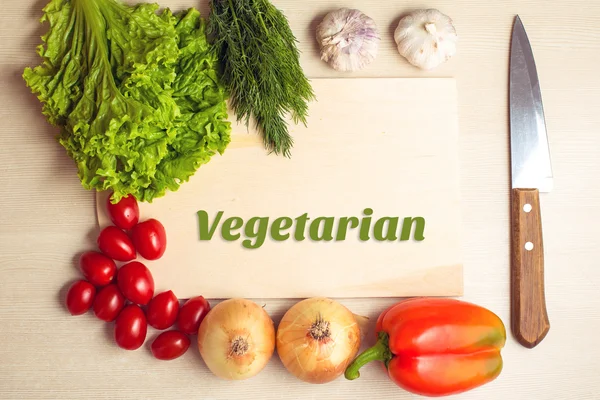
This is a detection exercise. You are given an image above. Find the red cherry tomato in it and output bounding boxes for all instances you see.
[117,261,154,305]
[93,284,126,322]
[146,290,179,330]
[79,251,117,286]
[106,193,140,230]
[151,330,191,360]
[97,226,136,261]
[114,305,147,350]
[177,296,210,335]
[131,219,167,260]
[65,280,95,315]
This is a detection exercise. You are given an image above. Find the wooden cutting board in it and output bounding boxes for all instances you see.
[96,78,463,300]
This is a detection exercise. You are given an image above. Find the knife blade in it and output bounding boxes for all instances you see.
[509,15,552,348]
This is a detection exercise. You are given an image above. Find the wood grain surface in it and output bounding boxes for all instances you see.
[1,0,600,399]
[95,78,463,300]
[510,188,550,349]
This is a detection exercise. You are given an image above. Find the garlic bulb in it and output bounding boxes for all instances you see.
[394,9,458,70]
[316,8,380,72]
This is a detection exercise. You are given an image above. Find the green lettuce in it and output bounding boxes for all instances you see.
[23,0,231,202]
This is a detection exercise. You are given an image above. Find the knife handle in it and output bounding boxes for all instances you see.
[510,188,550,348]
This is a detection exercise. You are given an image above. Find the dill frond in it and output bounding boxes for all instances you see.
[207,0,315,157]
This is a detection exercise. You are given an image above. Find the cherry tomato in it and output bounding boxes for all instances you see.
[93,284,126,322]
[114,305,147,350]
[146,290,179,330]
[131,219,167,260]
[117,261,154,305]
[151,330,191,360]
[66,280,96,315]
[79,251,117,286]
[97,226,136,261]
[106,193,140,230]
[177,296,210,335]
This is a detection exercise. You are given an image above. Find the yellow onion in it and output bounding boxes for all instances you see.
[276,297,363,384]
[198,298,275,380]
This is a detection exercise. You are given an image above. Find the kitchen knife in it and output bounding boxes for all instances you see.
[509,15,552,348]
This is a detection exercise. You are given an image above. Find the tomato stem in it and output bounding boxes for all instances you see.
[344,331,392,380]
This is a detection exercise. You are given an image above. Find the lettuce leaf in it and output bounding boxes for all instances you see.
[23,0,231,202]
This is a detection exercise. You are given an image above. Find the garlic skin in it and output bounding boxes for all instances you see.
[394,9,458,70]
[316,8,380,72]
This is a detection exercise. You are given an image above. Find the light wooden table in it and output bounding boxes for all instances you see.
[1,0,599,399]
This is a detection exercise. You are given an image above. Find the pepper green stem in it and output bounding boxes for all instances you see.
[345,331,393,380]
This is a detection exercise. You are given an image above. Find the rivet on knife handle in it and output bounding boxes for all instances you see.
[510,188,550,348]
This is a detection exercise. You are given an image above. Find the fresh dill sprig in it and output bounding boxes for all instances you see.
[207,0,315,158]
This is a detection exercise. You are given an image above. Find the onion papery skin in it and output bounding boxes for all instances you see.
[276,297,361,384]
[198,298,276,380]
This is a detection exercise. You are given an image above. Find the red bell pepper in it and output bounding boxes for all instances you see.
[344,297,506,397]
